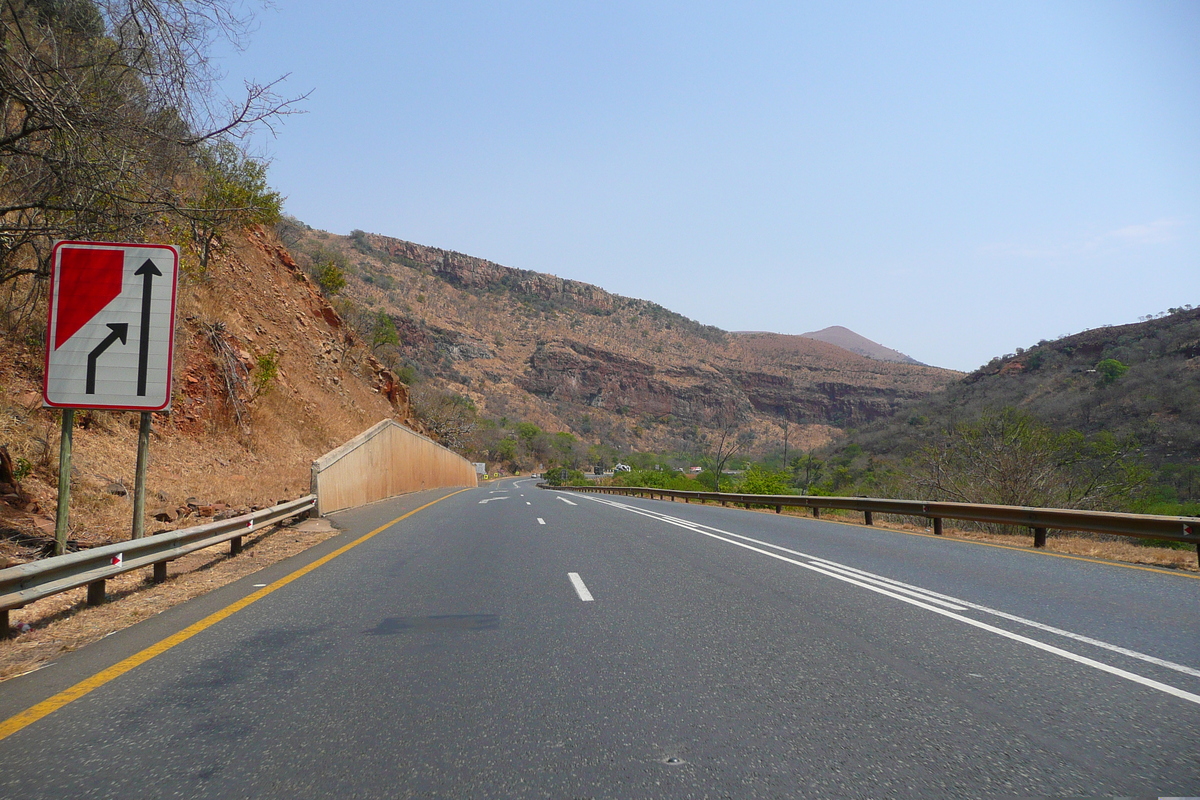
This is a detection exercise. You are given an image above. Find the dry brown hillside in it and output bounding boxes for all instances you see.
[285,226,962,455]
[0,226,415,565]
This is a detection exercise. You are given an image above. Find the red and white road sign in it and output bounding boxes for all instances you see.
[43,241,179,411]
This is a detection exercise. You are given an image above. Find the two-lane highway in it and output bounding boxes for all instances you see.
[1,479,1197,797]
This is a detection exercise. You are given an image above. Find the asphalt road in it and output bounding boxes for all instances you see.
[1,479,1198,798]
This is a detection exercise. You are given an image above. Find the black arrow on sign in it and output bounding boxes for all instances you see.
[86,323,128,394]
[134,259,161,396]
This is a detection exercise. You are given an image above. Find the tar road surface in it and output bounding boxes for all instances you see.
[1,479,1198,798]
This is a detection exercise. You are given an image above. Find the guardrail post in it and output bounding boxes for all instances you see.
[153,562,167,583]
[1,609,9,639]
[932,518,943,536]
[812,507,820,518]
[1033,527,1047,548]
[775,504,781,514]
[230,535,243,555]
[309,461,321,519]
[864,511,873,526]
[87,579,105,606]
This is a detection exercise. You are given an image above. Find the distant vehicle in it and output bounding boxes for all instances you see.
[613,463,632,472]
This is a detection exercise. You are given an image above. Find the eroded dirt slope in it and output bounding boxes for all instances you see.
[0,226,415,565]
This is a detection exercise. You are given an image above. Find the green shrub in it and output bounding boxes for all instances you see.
[252,351,281,398]
[13,457,32,481]
[544,467,587,486]
[736,465,794,495]
[614,469,694,490]
[314,260,346,295]
[1096,358,1129,385]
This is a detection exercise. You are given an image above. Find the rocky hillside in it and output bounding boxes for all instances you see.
[0,226,416,563]
[846,306,1200,470]
[283,224,961,455]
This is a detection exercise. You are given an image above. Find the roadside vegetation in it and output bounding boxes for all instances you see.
[1,0,299,332]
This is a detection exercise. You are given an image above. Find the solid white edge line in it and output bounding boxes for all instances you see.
[590,495,1200,679]
[806,558,1200,680]
[568,572,594,601]
[579,494,1200,705]
[801,563,968,611]
[556,496,578,505]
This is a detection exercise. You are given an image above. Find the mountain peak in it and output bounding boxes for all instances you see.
[800,326,925,366]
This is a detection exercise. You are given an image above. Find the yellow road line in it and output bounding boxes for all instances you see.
[0,488,472,742]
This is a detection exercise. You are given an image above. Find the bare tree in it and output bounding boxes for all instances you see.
[908,408,1149,511]
[0,0,302,324]
[700,407,755,491]
[410,384,478,453]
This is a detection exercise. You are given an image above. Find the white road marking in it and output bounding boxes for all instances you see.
[11,663,56,679]
[478,496,510,504]
[537,518,546,525]
[527,502,532,505]
[805,556,1200,680]
[568,572,594,601]
[556,496,578,506]
[581,494,1200,706]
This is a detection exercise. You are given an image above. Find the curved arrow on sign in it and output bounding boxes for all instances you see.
[86,323,128,394]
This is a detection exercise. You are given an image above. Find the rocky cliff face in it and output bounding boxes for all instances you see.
[518,340,743,422]
[372,236,620,314]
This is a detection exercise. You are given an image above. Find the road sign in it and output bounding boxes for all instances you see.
[43,241,180,411]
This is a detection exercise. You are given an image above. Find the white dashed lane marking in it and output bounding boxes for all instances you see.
[568,573,594,602]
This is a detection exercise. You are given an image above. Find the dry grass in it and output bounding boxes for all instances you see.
[0,519,340,682]
[743,504,1199,572]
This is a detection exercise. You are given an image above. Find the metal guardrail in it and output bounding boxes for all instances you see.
[545,485,1199,560]
[1,495,316,636]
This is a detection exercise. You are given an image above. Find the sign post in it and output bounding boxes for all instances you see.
[132,412,152,540]
[53,409,74,556]
[43,241,179,550]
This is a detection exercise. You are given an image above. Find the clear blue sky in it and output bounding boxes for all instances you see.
[216,1,1199,371]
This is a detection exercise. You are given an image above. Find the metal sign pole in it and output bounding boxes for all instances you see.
[132,411,152,539]
[54,408,75,556]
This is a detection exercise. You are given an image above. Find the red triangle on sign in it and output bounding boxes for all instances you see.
[55,248,124,349]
